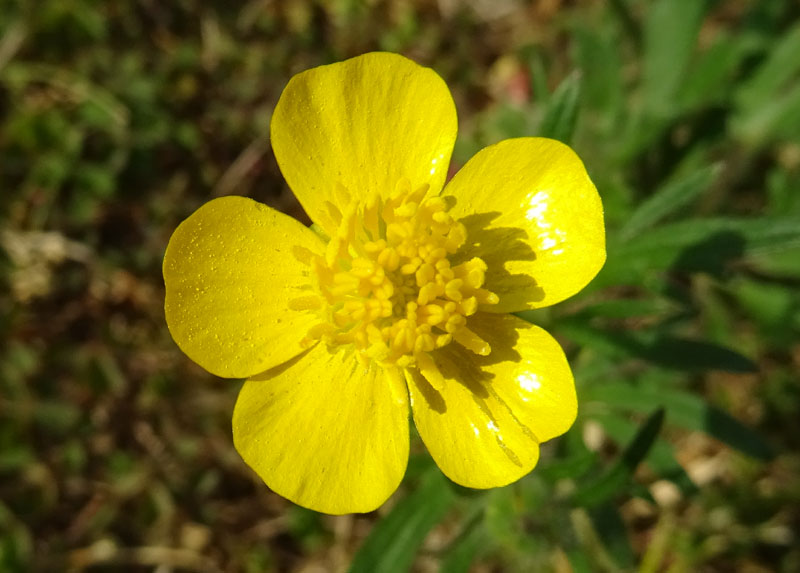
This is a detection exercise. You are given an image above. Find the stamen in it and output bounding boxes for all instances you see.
[386,366,409,406]
[453,327,491,356]
[302,178,499,372]
[417,352,445,391]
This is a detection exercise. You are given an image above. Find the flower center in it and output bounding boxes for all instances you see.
[292,179,498,386]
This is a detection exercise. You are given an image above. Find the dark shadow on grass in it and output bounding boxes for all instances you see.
[670,230,746,278]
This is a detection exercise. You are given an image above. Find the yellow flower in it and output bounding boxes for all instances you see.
[163,52,605,514]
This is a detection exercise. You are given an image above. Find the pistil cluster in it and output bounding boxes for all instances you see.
[292,179,499,389]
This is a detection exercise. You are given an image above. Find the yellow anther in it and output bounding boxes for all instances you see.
[454,327,491,356]
[475,289,500,305]
[307,322,336,340]
[386,222,408,242]
[385,366,409,406]
[401,257,422,275]
[368,266,386,286]
[447,223,467,245]
[377,247,400,271]
[445,278,464,302]
[466,268,485,288]
[418,283,439,305]
[424,196,445,211]
[343,299,364,311]
[365,239,385,253]
[417,352,445,391]
[363,194,381,238]
[414,333,435,353]
[374,282,393,299]
[459,296,478,316]
[435,333,452,347]
[420,304,445,325]
[428,247,448,263]
[432,210,449,224]
[445,314,467,333]
[408,183,429,204]
[350,257,375,278]
[415,263,436,287]
[366,323,384,343]
[435,260,454,280]
[392,325,408,350]
[395,202,418,217]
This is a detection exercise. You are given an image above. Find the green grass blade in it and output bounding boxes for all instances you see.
[348,469,456,573]
[439,509,485,573]
[735,23,800,112]
[619,164,720,240]
[641,0,708,118]
[538,72,582,144]
[573,408,665,507]
[583,383,774,461]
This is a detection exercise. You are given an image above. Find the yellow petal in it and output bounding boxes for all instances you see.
[271,52,457,235]
[408,312,576,489]
[444,138,605,312]
[164,196,325,378]
[233,347,409,515]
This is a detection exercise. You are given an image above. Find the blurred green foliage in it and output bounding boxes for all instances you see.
[2,0,800,571]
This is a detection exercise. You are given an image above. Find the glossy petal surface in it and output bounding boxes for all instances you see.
[233,346,410,514]
[444,137,605,312]
[271,52,457,235]
[407,313,576,488]
[164,196,324,378]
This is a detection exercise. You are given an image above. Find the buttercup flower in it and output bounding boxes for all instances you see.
[163,52,605,514]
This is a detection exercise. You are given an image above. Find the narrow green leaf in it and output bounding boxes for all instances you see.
[641,0,708,117]
[439,509,485,573]
[583,383,774,461]
[538,448,597,482]
[642,337,758,373]
[766,166,800,216]
[732,82,800,145]
[558,321,758,374]
[349,470,456,573]
[573,26,623,119]
[589,504,635,568]
[574,297,675,320]
[538,72,582,144]
[679,32,760,110]
[573,408,665,507]
[597,216,800,287]
[607,0,641,48]
[731,23,800,144]
[732,277,797,335]
[565,549,594,573]
[735,23,800,111]
[593,412,697,495]
[619,164,720,240]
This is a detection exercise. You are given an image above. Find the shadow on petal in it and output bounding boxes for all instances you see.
[455,211,545,307]
[408,368,448,413]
